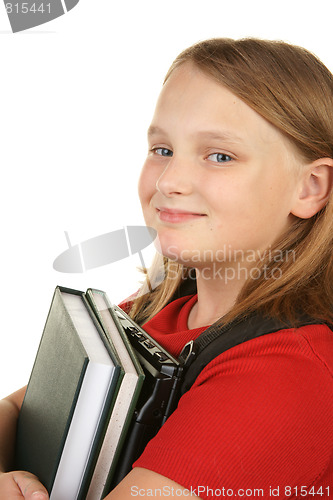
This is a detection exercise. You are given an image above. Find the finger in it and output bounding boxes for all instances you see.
[13,472,49,499]
[0,472,25,499]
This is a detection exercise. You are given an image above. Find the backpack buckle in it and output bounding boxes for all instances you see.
[179,340,198,367]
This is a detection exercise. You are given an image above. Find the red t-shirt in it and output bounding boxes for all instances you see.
[132,294,333,499]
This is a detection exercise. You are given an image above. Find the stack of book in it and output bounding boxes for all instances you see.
[15,286,183,500]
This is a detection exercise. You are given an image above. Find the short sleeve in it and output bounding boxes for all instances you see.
[133,328,333,497]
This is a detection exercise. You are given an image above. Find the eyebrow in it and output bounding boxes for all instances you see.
[147,125,243,144]
[195,130,243,144]
[147,125,166,138]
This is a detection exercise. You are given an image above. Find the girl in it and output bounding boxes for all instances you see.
[0,37,332,499]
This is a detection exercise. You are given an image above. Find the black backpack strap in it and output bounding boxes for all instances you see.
[178,313,322,397]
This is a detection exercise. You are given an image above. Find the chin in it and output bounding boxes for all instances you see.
[155,243,193,267]
[152,226,199,262]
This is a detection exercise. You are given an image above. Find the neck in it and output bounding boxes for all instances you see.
[187,266,247,329]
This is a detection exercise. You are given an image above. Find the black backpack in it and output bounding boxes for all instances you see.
[178,311,323,396]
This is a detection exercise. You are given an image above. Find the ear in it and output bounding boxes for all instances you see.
[291,158,333,219]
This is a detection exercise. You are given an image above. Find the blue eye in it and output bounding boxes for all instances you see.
[208,153,232,163]
[153,148,173,157]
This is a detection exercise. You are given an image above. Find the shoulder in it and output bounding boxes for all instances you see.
[184,323,333,474]
[194,322,333,386]
[189,323,333,422]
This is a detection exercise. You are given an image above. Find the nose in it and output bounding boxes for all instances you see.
[155,156,193,197]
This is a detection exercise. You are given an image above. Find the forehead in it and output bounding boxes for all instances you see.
[151,63,286,148]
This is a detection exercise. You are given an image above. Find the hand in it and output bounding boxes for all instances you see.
[0,471,49,499]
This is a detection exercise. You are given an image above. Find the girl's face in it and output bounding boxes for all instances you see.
[139,63,303,270]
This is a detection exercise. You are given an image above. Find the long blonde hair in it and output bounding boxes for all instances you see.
[129,38,333,327]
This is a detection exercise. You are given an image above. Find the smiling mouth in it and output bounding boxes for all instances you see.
[156,207,206,223]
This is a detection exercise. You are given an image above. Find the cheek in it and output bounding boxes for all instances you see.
[137,176,145,206]
[206,175,245,218]
[138,165,159,228]
[206,174,275,236]
[138,164,153,205]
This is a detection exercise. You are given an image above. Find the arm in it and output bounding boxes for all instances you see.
[0,387,25,473]
[105,468,201,499]
[0,387,49,499]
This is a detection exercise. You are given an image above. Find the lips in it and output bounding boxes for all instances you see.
[156,207,206,223]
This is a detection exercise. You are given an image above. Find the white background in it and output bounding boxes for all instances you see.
[0,0,332,398]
